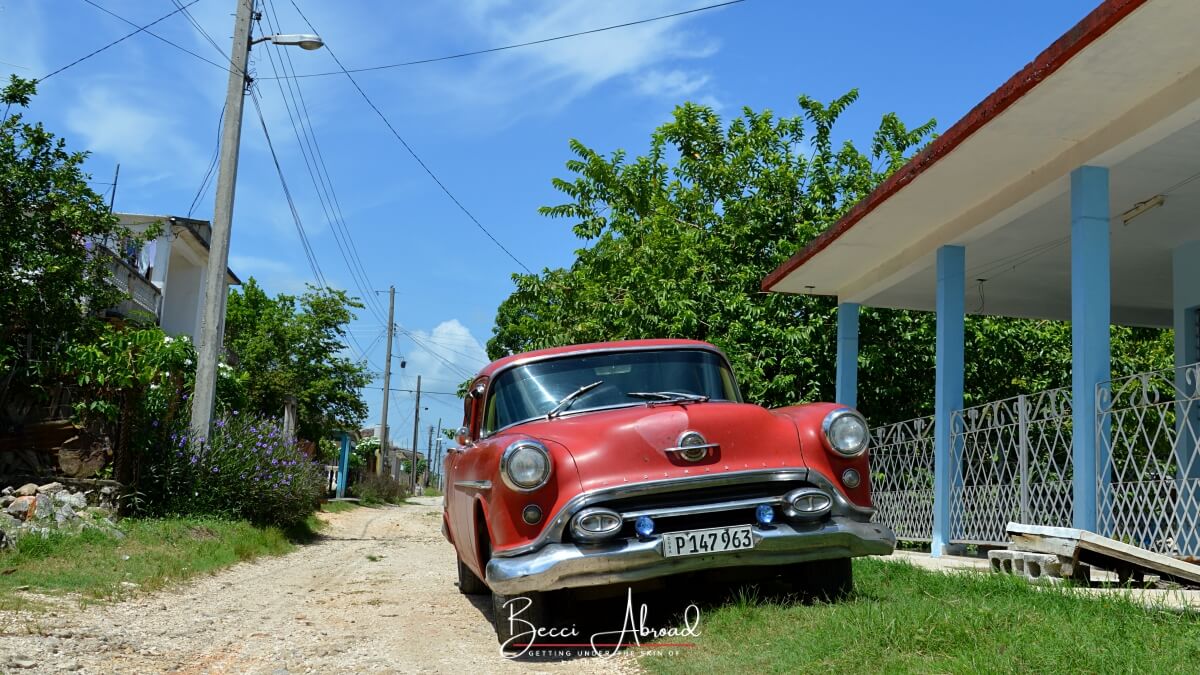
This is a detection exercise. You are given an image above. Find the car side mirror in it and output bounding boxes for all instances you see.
[454,426,472,449]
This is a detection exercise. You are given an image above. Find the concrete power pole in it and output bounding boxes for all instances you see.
[378,286,395,474]
[425,424,434,490]
[410,375,422,492]
[190,0,256,438]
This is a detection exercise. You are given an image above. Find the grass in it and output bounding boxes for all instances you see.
[320,500,360,514]
[641,558,1200,674]
[423,487,443,497]
[0,515,323,610]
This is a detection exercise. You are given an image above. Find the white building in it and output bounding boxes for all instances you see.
[111,213,241,340]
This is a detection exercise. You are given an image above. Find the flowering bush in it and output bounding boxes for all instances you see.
[142,413,323,527]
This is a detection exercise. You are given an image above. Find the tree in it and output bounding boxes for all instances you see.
[223,278,371,441]
[0,76,137,415]
[488,92,1172,424]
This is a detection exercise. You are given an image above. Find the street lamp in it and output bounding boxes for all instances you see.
[190,0,323,438]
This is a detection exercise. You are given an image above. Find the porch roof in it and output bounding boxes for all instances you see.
[761,0,1200,328]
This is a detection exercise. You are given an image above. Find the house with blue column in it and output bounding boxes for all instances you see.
[762,0,1200,556]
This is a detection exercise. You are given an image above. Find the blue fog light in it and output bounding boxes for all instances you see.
[635,516,655,538]
[755,504,775,526]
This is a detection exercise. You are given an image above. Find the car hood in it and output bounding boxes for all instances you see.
[513,402,807,492]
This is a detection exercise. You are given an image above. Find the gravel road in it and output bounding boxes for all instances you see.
[0,498,636,674]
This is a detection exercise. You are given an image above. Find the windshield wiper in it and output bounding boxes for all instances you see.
[626,391,711,406]
[547,380,604,419]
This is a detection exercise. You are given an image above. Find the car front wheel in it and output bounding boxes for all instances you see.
[492,591,546,648]
[457,555,488,595]
[787,557,853,601]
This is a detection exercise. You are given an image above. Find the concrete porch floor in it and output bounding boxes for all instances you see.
[886,550,1200,611]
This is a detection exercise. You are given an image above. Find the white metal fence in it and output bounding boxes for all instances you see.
[1098,362,1200,556]
[949,387,1075,544]
[870,415,935,541]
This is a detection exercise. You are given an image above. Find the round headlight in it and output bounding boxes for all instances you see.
[823,409,869,457]
[500,440,552,492]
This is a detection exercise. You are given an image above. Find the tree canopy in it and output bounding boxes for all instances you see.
[488,92,1172,424]
[223,278,371,441]
[0,76,135,413]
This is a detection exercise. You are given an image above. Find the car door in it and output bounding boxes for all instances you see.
[448,379,487,565]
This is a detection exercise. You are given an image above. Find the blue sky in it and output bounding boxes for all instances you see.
[1,0,1099,445]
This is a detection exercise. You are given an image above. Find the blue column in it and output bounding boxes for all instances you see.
[1173,241,1200,555]
[932,245,965,556]
[336,432,351,499]
[836,302,860,409]
[1070,166,1111,532]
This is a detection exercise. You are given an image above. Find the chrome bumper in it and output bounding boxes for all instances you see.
[485,517,895,595]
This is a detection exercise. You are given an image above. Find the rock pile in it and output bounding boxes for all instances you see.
[0,481,121,549]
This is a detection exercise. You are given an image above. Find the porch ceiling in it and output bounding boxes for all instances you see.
[763,0,1200,329]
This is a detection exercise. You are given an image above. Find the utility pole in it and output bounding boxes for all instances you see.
[189,0,256,438]
[410,375,422,492]
[378,286,395,475]
[430,418,441,491]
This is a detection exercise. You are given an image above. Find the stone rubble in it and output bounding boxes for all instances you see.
[0,481,121,549]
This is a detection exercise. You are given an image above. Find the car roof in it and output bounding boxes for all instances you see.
[476,339,724,379]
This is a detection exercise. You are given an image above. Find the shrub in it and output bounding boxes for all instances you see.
[351,472,410,505]
[141,413,323,527]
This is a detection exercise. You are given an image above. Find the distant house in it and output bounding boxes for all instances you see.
[107,213,241,340]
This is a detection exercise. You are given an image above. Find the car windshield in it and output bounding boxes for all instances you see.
[483,349,742,433]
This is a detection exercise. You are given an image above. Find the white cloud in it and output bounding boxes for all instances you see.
[635,69,710,99]
[64,85,204,184]
[402,319,489,389]
[423,0,724,117]
[228,254,312,295]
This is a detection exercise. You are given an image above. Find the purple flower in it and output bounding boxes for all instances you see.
[84,240,94,251]
[211,466,219,474]
[190,455,199,465]
[232,410,239,416]
[216,419,226,428]
[151,420,159,428]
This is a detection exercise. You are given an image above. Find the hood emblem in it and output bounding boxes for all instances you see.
[664,430,718,462]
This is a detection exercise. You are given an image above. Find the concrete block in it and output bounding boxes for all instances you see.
[1020,552,1062,581]
[988,550,1015,574]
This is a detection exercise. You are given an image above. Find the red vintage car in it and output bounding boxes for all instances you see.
[442,339,895,644]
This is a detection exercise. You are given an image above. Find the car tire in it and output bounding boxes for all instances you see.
[492,591,546,648]
[457,555,488,595]
[788,557,853,602]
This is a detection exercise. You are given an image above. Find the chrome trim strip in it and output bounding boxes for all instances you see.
[454,480,492,490]
[620,496,782,521]
[490,468,874,559]
[486,517,896,594]
[663,442,720,453]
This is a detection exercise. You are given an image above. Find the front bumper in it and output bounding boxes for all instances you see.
[485,516,895,595]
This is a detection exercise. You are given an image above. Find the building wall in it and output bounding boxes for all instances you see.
[160,250,202,339]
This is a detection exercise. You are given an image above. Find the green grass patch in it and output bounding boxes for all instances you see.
[320,500,360,514]
[0,516,319,608]
[423,487,443,497]
[642,558,1200,674]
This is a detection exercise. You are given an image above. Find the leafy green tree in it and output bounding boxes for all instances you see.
[0,76,137,413]
[223,278,370,442]
[489,92,1172,424]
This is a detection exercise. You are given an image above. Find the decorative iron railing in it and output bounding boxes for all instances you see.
[1097,362,1200,556]
[870,415,935,541]
[949,387,1074,545]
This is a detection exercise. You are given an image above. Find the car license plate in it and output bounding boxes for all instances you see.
[662,525,755,557]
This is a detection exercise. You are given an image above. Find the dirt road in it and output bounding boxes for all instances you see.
[0,498,635,674]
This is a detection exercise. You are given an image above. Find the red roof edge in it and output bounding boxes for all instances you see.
[761,0,1150,294]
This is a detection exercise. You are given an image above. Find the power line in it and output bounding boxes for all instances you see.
[80,0,230,72]
[40,0,202,81]
[256,0,391,323]
[247,86,328,289]
[287,0,534,275]
[170,0,229,60]
[269,0,748,79]
[188,103,226,217]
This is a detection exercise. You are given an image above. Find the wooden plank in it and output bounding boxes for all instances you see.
[1007,522,1200,585]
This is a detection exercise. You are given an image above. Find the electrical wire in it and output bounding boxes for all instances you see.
[248,86,329,289]
[257,0,392,324]
[188,103,226,217]
[270,0,748,79]
[287,0,534,275]
[170,0,229,60]
[40,0,202,81]
[80,0,229,72]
